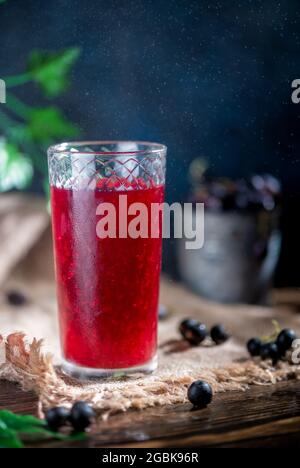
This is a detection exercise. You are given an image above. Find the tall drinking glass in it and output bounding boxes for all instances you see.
[48,141,167,378]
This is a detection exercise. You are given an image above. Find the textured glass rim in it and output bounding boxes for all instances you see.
[48,140,167,157]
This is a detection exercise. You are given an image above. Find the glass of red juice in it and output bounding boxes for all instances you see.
[48,141,167,378]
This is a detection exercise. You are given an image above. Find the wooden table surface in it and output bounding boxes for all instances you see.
[1,278,300,448]
[0,379,299,448]
[1,198,300,448]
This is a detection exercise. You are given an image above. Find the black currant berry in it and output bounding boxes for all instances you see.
[187,380,213,408]
[179,318,198,336]
[210,324,230,345]
[69,401,95,432]
[247,337,262,357]
[276,329,297,354]
[45,407,70,432]
[180,319,207,345]
[260,342,280,365]
[6,290,27,307]
[260,343,272,360]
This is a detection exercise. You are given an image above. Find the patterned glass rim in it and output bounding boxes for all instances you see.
[48,141,167,157]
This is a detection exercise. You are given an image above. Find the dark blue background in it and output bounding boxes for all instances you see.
[1,0,300,285]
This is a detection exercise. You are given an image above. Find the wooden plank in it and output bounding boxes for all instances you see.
[0,380,38,416]
[0,379,299,448]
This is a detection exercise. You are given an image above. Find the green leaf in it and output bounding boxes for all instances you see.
[0,410,87,448]
[0,140,33,192]
[27,48,80,97]
[0,411,45,431]
[26,107,79,145]
[0,428,24,448]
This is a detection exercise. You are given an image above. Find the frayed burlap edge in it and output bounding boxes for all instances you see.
[0,333,299,420]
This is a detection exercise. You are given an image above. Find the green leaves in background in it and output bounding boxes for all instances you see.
[0,410,86,448]
[0,45,80,194]
[27,48,80,98]
[27,107,79,144]
[0,140,33,192]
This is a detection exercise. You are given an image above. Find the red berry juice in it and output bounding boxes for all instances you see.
[50,179,164,370]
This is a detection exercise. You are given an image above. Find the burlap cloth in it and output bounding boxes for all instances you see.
[0,194,299,419]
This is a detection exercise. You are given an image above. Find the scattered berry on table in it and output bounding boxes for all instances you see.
[210,324,230,345]
[268,343,281,366]
[69,401,95,432]
[187,380,213,407]
[45,407,70,432]
[276,329,297,355]
[260,342,280,365]
[179,318,198,336]
[6,290,27,307]
[247,337,262,357]
[260,342,272,360]
[158,304,168,320]
[179,319,207,345]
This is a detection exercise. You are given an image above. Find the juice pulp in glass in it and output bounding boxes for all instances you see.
[50,179,164,370]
